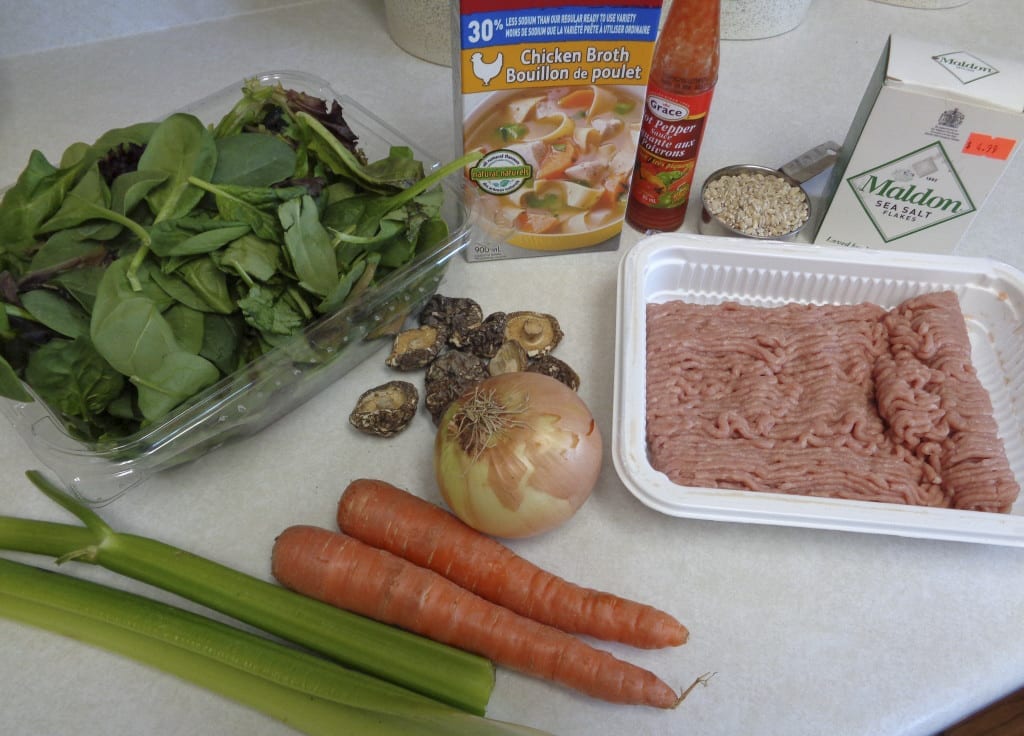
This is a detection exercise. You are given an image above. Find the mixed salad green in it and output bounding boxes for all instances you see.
[0,79,476,443]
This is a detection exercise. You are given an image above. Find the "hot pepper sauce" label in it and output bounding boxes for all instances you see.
[630,83,714,210]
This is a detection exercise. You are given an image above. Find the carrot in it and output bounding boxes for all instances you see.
[536,141,578,179]
[596,172,629,209]
[272,525,683,709]
[335,479,688,650]
[557,88,595,109]
[513,210,561,234]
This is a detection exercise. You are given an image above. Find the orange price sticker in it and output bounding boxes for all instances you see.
[963,133,1016,161]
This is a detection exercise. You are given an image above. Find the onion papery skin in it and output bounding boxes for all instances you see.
[434,372,603,539]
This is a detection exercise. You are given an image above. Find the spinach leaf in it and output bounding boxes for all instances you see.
[324,179,359,204]
[215,234,281,284]
[37,165,115,234]
[0,355,33,402]
[317,254,375,314]
[318,143,475,242]
[175,256,235,314]
[187,178,285,241]
[279,194,338,297]
[213,133,297,186]
[111,169,170,215]
[413,214,451,255]
[297,112,389,192]
[24,231,110,313]
[0,150,68,260]
[351,156,468,234]
[332,210,404,249]
[163,303,206,354]
[91,294,181,378]
[374,190,448,267]
[55,265,106,314]
[90,273,221,424]
[36,166,153,253]
[20,289,91,339]
[132,350,220,421]
[200,313,245,374]
[26,229,108,279]
[59,142,94,170]
[91,257,174,329]
[362,145,425,189]
[0,122,158,263]
[212,78,289,138]
[338,251,380,307]
[24,336,124,419]
[149,268,217,313]
[137,113,217,223]
[89,122,160,159]
[149,215,250,257]
[371,221,417,268]
[238,284,304,336]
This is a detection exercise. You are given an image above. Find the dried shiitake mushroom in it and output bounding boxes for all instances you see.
[424,350,489,424]
[366,295,575,434]
[349,380,419,437]
[419,294,483,348]
[385,324,448,371]
[527,354,581,391]
[488,340,530,376]
[505,311,563,357]
[462,312,509,359]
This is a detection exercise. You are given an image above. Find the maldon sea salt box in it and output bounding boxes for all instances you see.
[814,34,1024,254]
[452,0,663,261]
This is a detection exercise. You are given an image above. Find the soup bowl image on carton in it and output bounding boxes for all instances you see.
[814,34,1024,254]
[452,0,664,261]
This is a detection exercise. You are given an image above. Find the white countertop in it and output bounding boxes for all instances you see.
[2,1,1023,735]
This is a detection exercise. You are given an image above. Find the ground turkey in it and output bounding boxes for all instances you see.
[644,291,1019,513]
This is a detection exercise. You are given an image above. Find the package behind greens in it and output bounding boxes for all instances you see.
[453,0,663,261]
[0,71,473,504]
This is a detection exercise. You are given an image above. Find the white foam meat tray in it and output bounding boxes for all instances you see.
[612,233,1024,546]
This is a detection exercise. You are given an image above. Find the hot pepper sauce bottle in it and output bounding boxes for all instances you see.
[625,0,720,232]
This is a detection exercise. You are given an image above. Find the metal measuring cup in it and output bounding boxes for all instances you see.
[698,141,840,240]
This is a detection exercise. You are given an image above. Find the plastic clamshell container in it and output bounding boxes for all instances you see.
[613,233,1024,546]
[0,71,473,504]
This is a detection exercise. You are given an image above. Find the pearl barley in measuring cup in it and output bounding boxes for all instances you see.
[700,165,810,239]
[699,143,838,240]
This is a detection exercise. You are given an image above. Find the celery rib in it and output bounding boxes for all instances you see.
[0,558,550,736]
[0,471,494,715]
[0,589,436,736]
[0,557,439,713]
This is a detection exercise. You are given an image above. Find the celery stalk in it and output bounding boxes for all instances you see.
[1,593,424,736]
[0,470,494,715]
[0,557,444,712]
[0,558,550,736]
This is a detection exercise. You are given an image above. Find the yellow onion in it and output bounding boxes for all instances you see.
[434,372,602,538]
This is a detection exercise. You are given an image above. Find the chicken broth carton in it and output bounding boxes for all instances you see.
[814,35,1024,254]
[452,0,663,261]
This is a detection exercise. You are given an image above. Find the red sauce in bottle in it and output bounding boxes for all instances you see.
[625,0,720,232]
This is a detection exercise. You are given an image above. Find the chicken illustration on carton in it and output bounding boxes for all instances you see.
[452,0,664,261]
[470,51,505,86]
[814,35,1024,255]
